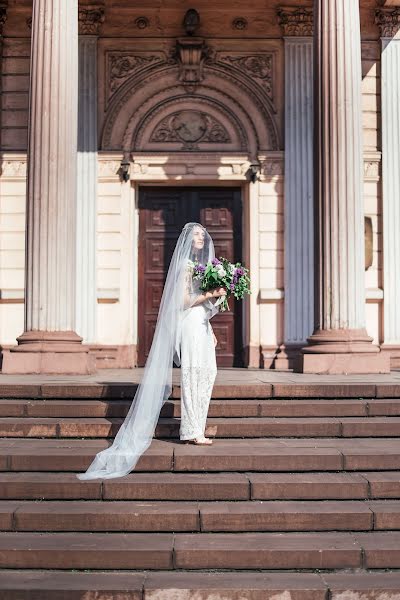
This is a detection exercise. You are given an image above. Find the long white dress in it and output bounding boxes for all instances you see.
[179,300,217,440]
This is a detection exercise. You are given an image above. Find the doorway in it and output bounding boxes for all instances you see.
[138,186,243,367]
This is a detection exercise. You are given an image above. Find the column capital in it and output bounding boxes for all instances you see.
[375,7,400,38]
[0,1,8,36]
[277,6,313,37]
[78,5,105,35]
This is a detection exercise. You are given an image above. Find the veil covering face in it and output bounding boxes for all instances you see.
[77,222,217,480]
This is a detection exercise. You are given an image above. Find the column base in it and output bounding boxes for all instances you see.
[301,352,390,374]
[274,344,303,371]
[1,331,96,374]
[301,328,390,374]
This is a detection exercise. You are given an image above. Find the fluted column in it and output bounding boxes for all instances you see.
[76,6,104,343]
[276,7,314,370]
[302,0,389,373]
[2,0,95,373]
[376,8,400,369]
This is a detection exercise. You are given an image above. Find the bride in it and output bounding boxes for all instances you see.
[77,222,226,480]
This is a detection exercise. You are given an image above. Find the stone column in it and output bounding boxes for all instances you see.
[275,7,314,370]
[302,0,390,373]
[376,8,400,369]
[2,0,95,373]
[76,6,104,344]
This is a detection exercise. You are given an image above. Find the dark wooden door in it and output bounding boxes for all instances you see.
[138,186,242,367]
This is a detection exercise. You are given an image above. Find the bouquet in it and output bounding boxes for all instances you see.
[189,257,251,312]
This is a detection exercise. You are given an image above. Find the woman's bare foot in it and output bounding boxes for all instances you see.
[182,436,213,445]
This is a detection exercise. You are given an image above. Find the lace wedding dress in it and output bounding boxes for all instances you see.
[180,303,217,440]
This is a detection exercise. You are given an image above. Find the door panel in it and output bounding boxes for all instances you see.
[138,186,242,367]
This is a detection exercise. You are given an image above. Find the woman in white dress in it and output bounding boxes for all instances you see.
[180,225,226,445]
[76,222,225,480]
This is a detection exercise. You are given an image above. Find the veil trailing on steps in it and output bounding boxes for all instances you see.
[77,222,218,480]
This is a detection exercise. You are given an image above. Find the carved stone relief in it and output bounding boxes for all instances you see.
[217,54,273,102]
[375,7,400,38]
[78,7,105,36]
[277,7,313,37]
[107,52,164,98]
[150,110,231,149]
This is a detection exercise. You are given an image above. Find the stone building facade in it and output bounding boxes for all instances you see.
[0,0,399,374]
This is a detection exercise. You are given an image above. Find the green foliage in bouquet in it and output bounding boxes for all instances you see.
[193,257,251,312]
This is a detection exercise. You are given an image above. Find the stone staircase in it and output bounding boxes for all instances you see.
[0,382,400,598]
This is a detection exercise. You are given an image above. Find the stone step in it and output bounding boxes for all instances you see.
[2,570,400,600]
[1,531,399,570]
[2,415,400,438]
[1,398,399,418]
[2,499,400,532]
[0,471,399,501]
[4,381,397,400]
[1,438,400,472]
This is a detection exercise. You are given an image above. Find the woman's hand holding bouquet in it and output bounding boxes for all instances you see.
[189,257,251,312]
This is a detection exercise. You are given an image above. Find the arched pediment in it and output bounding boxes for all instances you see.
[101,54,280,155]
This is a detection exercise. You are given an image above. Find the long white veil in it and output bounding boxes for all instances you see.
[76,222,217,480]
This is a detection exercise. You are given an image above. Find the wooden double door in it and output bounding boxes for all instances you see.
[138,186,243,367]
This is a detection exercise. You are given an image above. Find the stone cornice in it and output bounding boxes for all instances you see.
[78,5,105,35]
[375,7,400,38]
[277,6,313,37]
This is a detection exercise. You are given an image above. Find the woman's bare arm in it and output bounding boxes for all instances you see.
[190,287,227,307]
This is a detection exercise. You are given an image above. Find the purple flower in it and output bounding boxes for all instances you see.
[212,258,221,266]
[230,283,235,291]
[233,276,238,284]
[195,264,206,273]
[235,267,244,277]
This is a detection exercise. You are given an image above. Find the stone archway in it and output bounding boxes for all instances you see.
[100,45,280,156]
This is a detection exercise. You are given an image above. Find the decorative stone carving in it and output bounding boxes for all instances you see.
[150,110,231,149]
[218,54,273,101]
[78,7,105,35]
[375,8,400,38]
[0,160,27,177]
[101,58,280,152]
[175,37,208,91]
[0,2,7,36]
[364,159,380,180]
[183,8,200,36]
[232,17,248,31]
[108,53,163,95]
[277,7,313,36]
[98,160,121,177]
[134,16,149,30]
[260,159,284,177]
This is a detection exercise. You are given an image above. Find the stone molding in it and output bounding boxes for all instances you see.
[375,7,400,38]
[277,6,313,37]
[99,151,251,181]
[78,6,105,35]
